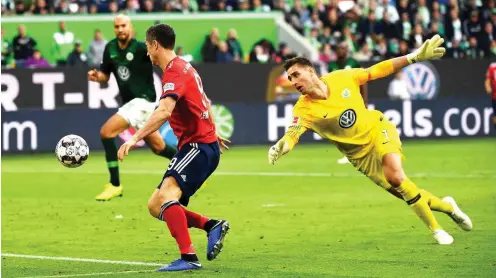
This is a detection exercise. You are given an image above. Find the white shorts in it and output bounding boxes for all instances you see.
[117,98,157,130]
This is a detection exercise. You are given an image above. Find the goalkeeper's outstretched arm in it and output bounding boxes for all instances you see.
[355,34,446,85]
[268,124,308,165]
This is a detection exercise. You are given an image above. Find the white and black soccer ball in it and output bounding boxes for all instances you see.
[55,134,89,168]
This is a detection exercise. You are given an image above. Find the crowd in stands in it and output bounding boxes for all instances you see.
[2,0,495,69]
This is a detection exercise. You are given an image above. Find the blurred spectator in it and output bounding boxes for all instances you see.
[417,0,431,28]
[307,28,322,50]
[12,24,37,64]
[318,26,337,47]
[176,46,194,62]
[399,13,412,41]
[249,39,275,63]
[409,24,426,49]
[387,71,410,100]
[353,42,372,61]
[479,22,494,57]
[287,0,308,35]
[398,39,410,56]
[318,43,334,64]
[359,10,380,38]
[201,28,220,62]
[329,41,360,72]
[67,40,88,67]
[216,41,234,63]
[274,42,295,63]
[464,10,483,39]
[124,0,139,14]
[465,36,483,59]
[31,0,48,14]
[447,39,466,58]
[226,29,243,62]
[2,27,13,67]
[381,11,399,39]
[108,0,119,13]
[446,8,464,42]
[304,11,323,36]
[54,0,69,14]
[373,36,389,60]
[14,0,26,14]
[88,29,107,67]
[24,49,51,68]
[375,0,399,23]
[52,21,75,66]
[141,0,154,12]
[252,0,270,13]
[490,40,496,57]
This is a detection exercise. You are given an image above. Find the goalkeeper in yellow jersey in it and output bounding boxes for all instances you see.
[268,35,472,245]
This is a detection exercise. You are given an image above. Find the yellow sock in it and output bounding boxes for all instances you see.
[420,189,454,214]
[396,178,442,231]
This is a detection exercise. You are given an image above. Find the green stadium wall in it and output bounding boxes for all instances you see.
[2,13,281,64]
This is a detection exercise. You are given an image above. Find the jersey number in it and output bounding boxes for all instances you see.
[382,129,390,143]
[167,157,177,171]
[193,72,208,109]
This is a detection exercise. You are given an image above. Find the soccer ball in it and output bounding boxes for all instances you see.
[55,134,89,168]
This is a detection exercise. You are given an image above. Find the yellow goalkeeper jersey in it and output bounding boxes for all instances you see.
[284,68,385,159]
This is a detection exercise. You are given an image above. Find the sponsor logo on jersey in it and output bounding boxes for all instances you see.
[402,62,440,100]
[163,83,175,93]
[117,66,130,81]
[126,52,134,61]
[339,109,356,128]
[342,88,351,98]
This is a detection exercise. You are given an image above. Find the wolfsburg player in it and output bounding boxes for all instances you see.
[268,35,473,245]
[88,14,177,201]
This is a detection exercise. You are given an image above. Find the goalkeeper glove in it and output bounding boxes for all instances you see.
[406,34,446,64]
[268,140,285,165]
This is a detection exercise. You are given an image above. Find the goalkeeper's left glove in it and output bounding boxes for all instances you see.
[406,34,446,64]
[268,140,285,165]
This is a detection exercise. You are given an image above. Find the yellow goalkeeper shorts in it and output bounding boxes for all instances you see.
[349,116,404,190]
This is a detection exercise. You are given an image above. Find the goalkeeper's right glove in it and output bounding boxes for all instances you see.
[406,34,446,64]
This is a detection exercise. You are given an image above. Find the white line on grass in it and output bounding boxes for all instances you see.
[19,270,155,278]
[2,169,495,179]
[1,253,163,267]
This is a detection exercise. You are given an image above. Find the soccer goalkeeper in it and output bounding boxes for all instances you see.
[268,35,472,245]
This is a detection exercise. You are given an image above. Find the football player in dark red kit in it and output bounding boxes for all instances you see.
[118,23,231,272]
[485,62,496,131]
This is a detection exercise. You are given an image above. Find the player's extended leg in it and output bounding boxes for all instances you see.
[96,113,129,201]
[389,185,472,231]
[148,177,202,271]
[382,153,454,245]
[144,131,177,160]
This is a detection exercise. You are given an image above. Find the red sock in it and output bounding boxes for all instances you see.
[161,202,195,254]
[183,207,209,230]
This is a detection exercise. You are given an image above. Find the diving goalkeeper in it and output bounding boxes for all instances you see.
[268,35,472,245]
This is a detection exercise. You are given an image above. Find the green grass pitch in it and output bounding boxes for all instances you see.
[2,139,495,277]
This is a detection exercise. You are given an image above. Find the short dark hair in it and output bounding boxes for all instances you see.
[283,56,315,72]
[146,23,176,50]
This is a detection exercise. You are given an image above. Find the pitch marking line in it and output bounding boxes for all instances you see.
[19,270,155,278]
[1,253,163,267]
[2,169,495,179]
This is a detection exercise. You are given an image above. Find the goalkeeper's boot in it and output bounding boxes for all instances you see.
[157,258,202,272]
[442,196,473,231]
[337,156,350,164]
[95,183,123,201]
[206,220,230,261]
[432,229,454,245]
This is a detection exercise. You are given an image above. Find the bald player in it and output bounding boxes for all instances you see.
[88,14,177,201]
